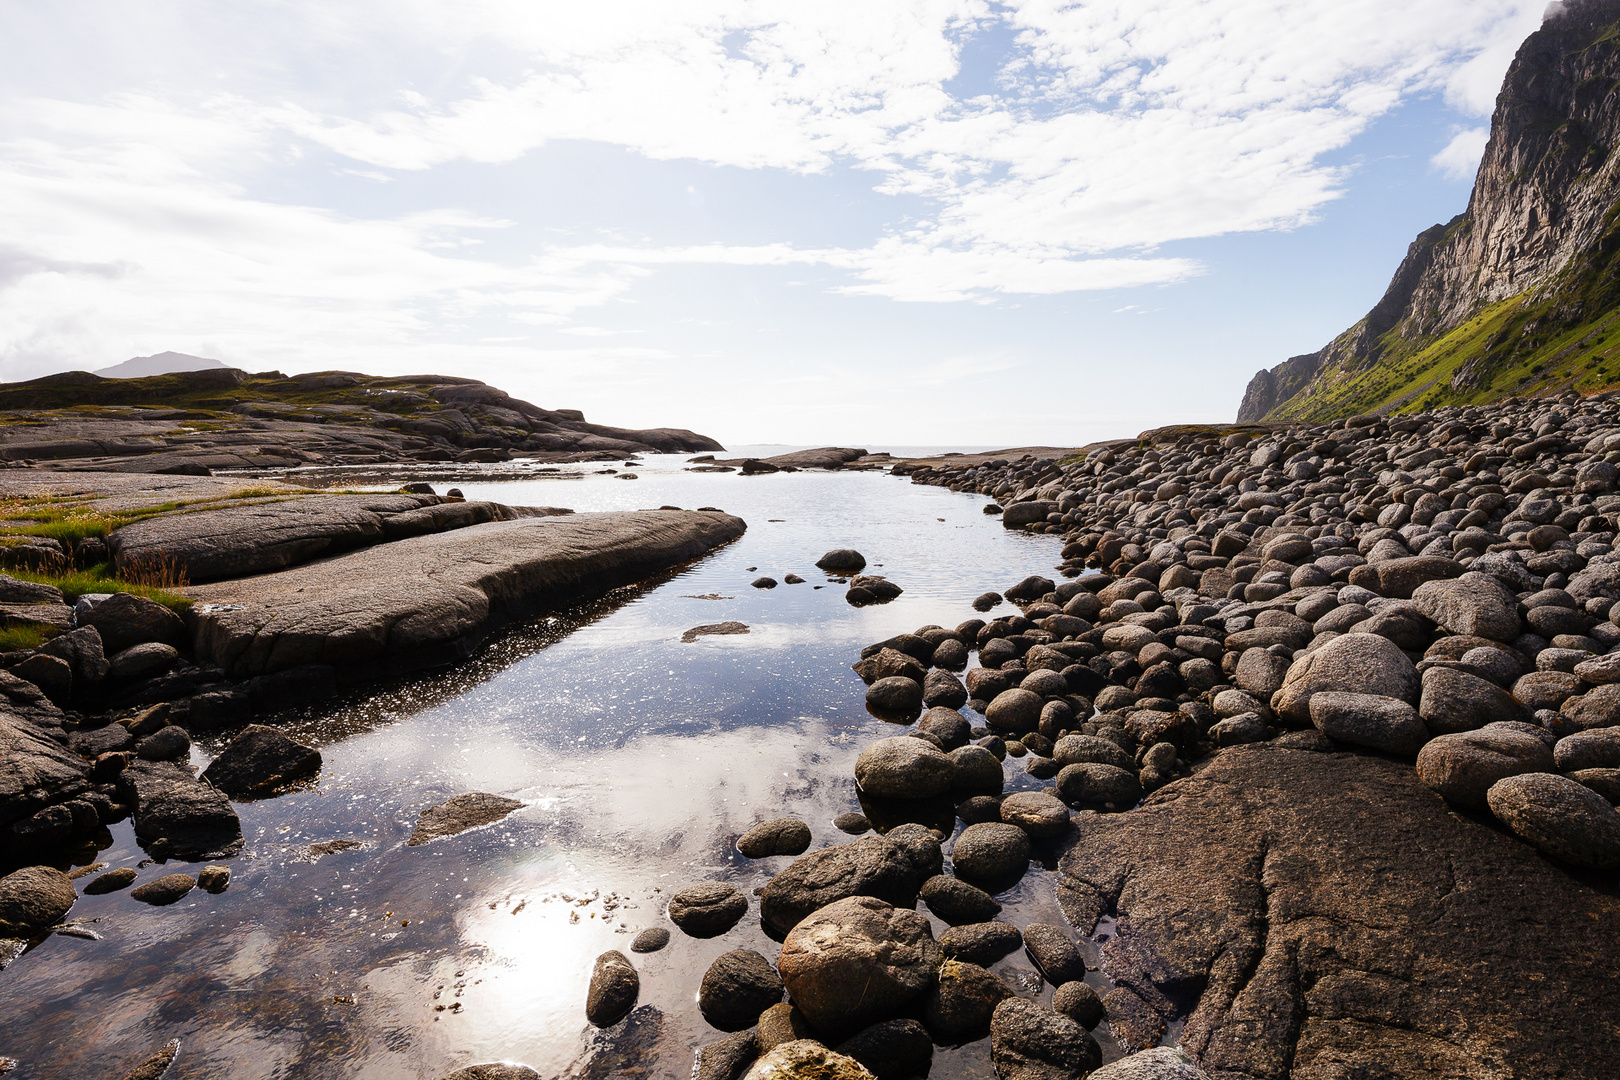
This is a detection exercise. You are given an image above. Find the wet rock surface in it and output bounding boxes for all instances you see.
[406,792,524,846]
[186,510,747,679]
[201,724,322,796]
[585,950,639,1028]
[1057,747,1620,1078]
[668,882,749,938]
[0,865,75,936]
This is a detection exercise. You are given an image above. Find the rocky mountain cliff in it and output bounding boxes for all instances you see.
[1239,0,1620,421]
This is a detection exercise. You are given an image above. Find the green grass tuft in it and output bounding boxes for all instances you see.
[5,567,191,611]
[0,625,55,651]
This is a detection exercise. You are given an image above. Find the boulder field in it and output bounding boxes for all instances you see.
[599,392,1620,1080]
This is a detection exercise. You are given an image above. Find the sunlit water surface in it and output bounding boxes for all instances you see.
[0,453,1127,1079]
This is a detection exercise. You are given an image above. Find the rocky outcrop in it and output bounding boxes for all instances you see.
[185,510,746,679]
[0,367,724,471]
[107,492,568,583]
[1235,353,1323,424]
[1058,747,1620,1079]
[117,759,242,858]
[1240,1,1620,420]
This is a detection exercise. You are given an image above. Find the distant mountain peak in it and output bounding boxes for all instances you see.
[96,351,229,379]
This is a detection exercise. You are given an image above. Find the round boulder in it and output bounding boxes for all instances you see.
[938,921,1023,967]
[1052,734,1135,772]
[817,550,868,573]
[737,817,813,859]
[855,737,955,800]
[631,927,670,953]
[1420,666,1527,734]
[585,950,639,1027]
[1021,923,1086,985]
[998,791,1071,838]
[743,1041,874,1080]
[985,689,1042,735]
[776,896,941,1038]
[834,1019,933,1080]
[669,882,749,938]
[989,998,1101,1080]
[923,960,1012,1045]
[1487,772,1620,869]
[1554,728,1620,772]
[82,867,137,895]
[1055,762,1144,808]
[1416,728,1556,809]
[950,822,1031,885]
[759,835,933,938]
[1272,633,1421,725]
[1308,692,1429,756]
[699,948,785,1031]
[949,745,1005,799]
[866,677,923,718]
[0,865,75,936]
[129,873,196,906]
[1053,981,1105,1029]
[919,874,1001,925]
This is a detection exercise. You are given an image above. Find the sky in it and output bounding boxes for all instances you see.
[0,1,1553,447]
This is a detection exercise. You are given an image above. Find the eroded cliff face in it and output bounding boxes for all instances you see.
[1239,0,1620,421]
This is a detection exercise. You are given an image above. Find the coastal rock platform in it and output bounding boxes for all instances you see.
[186,510,747,678]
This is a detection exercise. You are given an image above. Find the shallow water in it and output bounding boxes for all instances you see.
[0,454,1122,1079]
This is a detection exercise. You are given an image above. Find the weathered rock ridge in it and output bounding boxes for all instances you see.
[0,367,723,472]
[1241,0,1620,420]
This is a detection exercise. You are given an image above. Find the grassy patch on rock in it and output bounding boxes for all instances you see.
[7,565,191,611]
[0,624,57,650]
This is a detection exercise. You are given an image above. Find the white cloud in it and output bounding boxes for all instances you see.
[0,0,1552,383]
[1433,126,1491,180]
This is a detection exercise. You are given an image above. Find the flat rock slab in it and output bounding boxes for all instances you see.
[109,493,564,583]
[408,793,525,846]
[1057,747,1620,1079]
[186,511,746,678]
[682,621,750,643]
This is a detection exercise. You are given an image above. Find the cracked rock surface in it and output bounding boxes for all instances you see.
[1057,746,1620,1079]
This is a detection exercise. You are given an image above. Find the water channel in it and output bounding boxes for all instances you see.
[0,449,1129,1079]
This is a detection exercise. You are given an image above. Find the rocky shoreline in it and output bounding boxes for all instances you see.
[0,470,744,885]
[7,392,1620,1079]
[557,392,1620,1080]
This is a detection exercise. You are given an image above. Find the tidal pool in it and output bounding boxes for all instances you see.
[0,452,1122,1079]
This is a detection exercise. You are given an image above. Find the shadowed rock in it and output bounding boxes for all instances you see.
[117,759,242,858]
[201,724,322,796]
